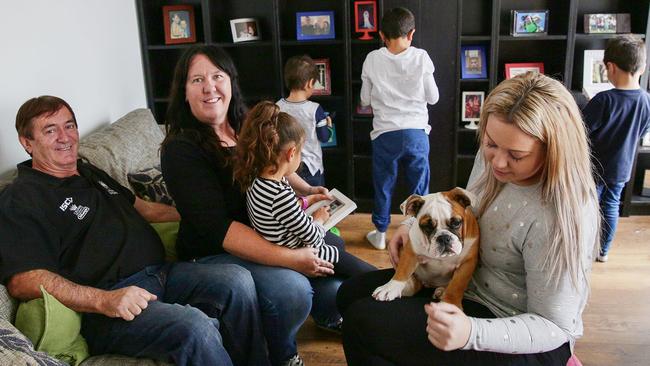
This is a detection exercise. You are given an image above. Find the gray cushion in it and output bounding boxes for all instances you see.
[0,285,17,324]
[127,165,175,206]
[78,109,164,190]
[0,170,17,193]
[0,318,67,365]
[81,355,171,366]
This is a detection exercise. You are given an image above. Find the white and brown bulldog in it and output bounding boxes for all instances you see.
[372,187,480,309]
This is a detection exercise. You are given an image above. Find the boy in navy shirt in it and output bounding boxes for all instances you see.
[583,35,650,262]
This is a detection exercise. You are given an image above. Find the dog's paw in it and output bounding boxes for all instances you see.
[372,280,406,301]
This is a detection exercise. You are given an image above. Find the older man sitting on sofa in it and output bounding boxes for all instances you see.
[0,96,270,366]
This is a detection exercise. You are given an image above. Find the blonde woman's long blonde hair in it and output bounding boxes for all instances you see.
[470,72,599,289]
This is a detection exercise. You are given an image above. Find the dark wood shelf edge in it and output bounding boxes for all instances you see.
[575,33,646,40]
[499,35,568,41]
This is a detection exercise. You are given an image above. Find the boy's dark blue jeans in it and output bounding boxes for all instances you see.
[371,129,430,232]
[81,262,270,366]
[596,181,626,256]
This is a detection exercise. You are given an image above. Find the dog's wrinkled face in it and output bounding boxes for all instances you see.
[401,188,474,259]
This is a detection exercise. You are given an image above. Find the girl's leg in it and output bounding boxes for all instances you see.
[311,232,376,328]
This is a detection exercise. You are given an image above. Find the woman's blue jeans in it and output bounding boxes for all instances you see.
[200,232,375,365]
[81,262,269,366]
[596,182,626,256]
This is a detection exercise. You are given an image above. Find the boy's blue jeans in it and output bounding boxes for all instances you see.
[371,129,430,232]
[81,262,269,366]
[596,182,626,256]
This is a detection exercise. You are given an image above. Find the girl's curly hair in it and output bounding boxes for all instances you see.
[234,101,305,190]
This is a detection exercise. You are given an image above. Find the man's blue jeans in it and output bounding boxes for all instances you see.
[372,129,430,232]
[81,262,269,366]
[596,181,626,256]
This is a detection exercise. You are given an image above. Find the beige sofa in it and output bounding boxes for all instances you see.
[0,109,171,365]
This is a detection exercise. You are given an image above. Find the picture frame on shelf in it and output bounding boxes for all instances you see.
[321,124,337,148]
[504,62,544,79]
[461,91,484,130]
[230,18,261,43]
[511,10,549,36]
[296,11,335,40]
[162,5,196,45]
[312,58,331,95]
[354,1,377,40]
[460,45,487,79]
[582,50,613,100]
[584,14,631,34]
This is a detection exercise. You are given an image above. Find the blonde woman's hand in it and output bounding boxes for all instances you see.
[424,302,471,351]
[388,224,409,267]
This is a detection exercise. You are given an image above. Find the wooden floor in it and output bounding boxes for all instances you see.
[297,213,650,366]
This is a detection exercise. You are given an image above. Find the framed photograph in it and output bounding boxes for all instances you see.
[584,13,631,34]
[230,18,261,43]
[296,11,335,40]
[354,1,377,40]
[305,188,357,230]
[460,45,488,79]
[312,58,332,95]
[511,10,549,36]
[320,124,337,148]
[163,5,196,45]
[582,50,613,99]
[461,91,484,130]
[504,62,544,79]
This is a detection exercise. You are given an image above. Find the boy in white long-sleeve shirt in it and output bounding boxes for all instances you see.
[360,7,439,249]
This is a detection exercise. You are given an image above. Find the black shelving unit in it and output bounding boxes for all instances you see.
[137,0,459,213]
[455,0,650,215]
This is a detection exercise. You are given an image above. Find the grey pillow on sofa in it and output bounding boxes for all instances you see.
[78,109,164,191]
[127,165,175,206]
[0,318,67,366]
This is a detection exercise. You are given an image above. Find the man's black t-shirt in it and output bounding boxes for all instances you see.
[0,160,165,289]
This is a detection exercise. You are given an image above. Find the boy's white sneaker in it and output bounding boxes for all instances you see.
[596,254,608,263]
[366,230,386,250]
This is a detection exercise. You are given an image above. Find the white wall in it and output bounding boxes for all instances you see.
[0,0,146,174]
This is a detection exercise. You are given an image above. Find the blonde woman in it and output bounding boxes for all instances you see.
[337,72,599,366]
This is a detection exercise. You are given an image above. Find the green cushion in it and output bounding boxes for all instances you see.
[151,221,179,262]
[14,286,89,366]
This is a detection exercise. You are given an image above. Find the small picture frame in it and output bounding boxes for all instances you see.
[511,10,549,36]
[230,18,261,43]
[312,58,332,95]
[504,62,544,79]
[354,1,377,40]
[582,50,613,99]
[321,124,337,148]
[163,5,196,45]
[460,45,488,79]
[461,91,484,130]
[584,14,631,34]
[296,11,335,40]
[305,188,357,230]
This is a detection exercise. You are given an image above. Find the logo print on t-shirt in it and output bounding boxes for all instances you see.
[58,197,90,220]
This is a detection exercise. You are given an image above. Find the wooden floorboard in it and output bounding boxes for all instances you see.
[297,213,650,366]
